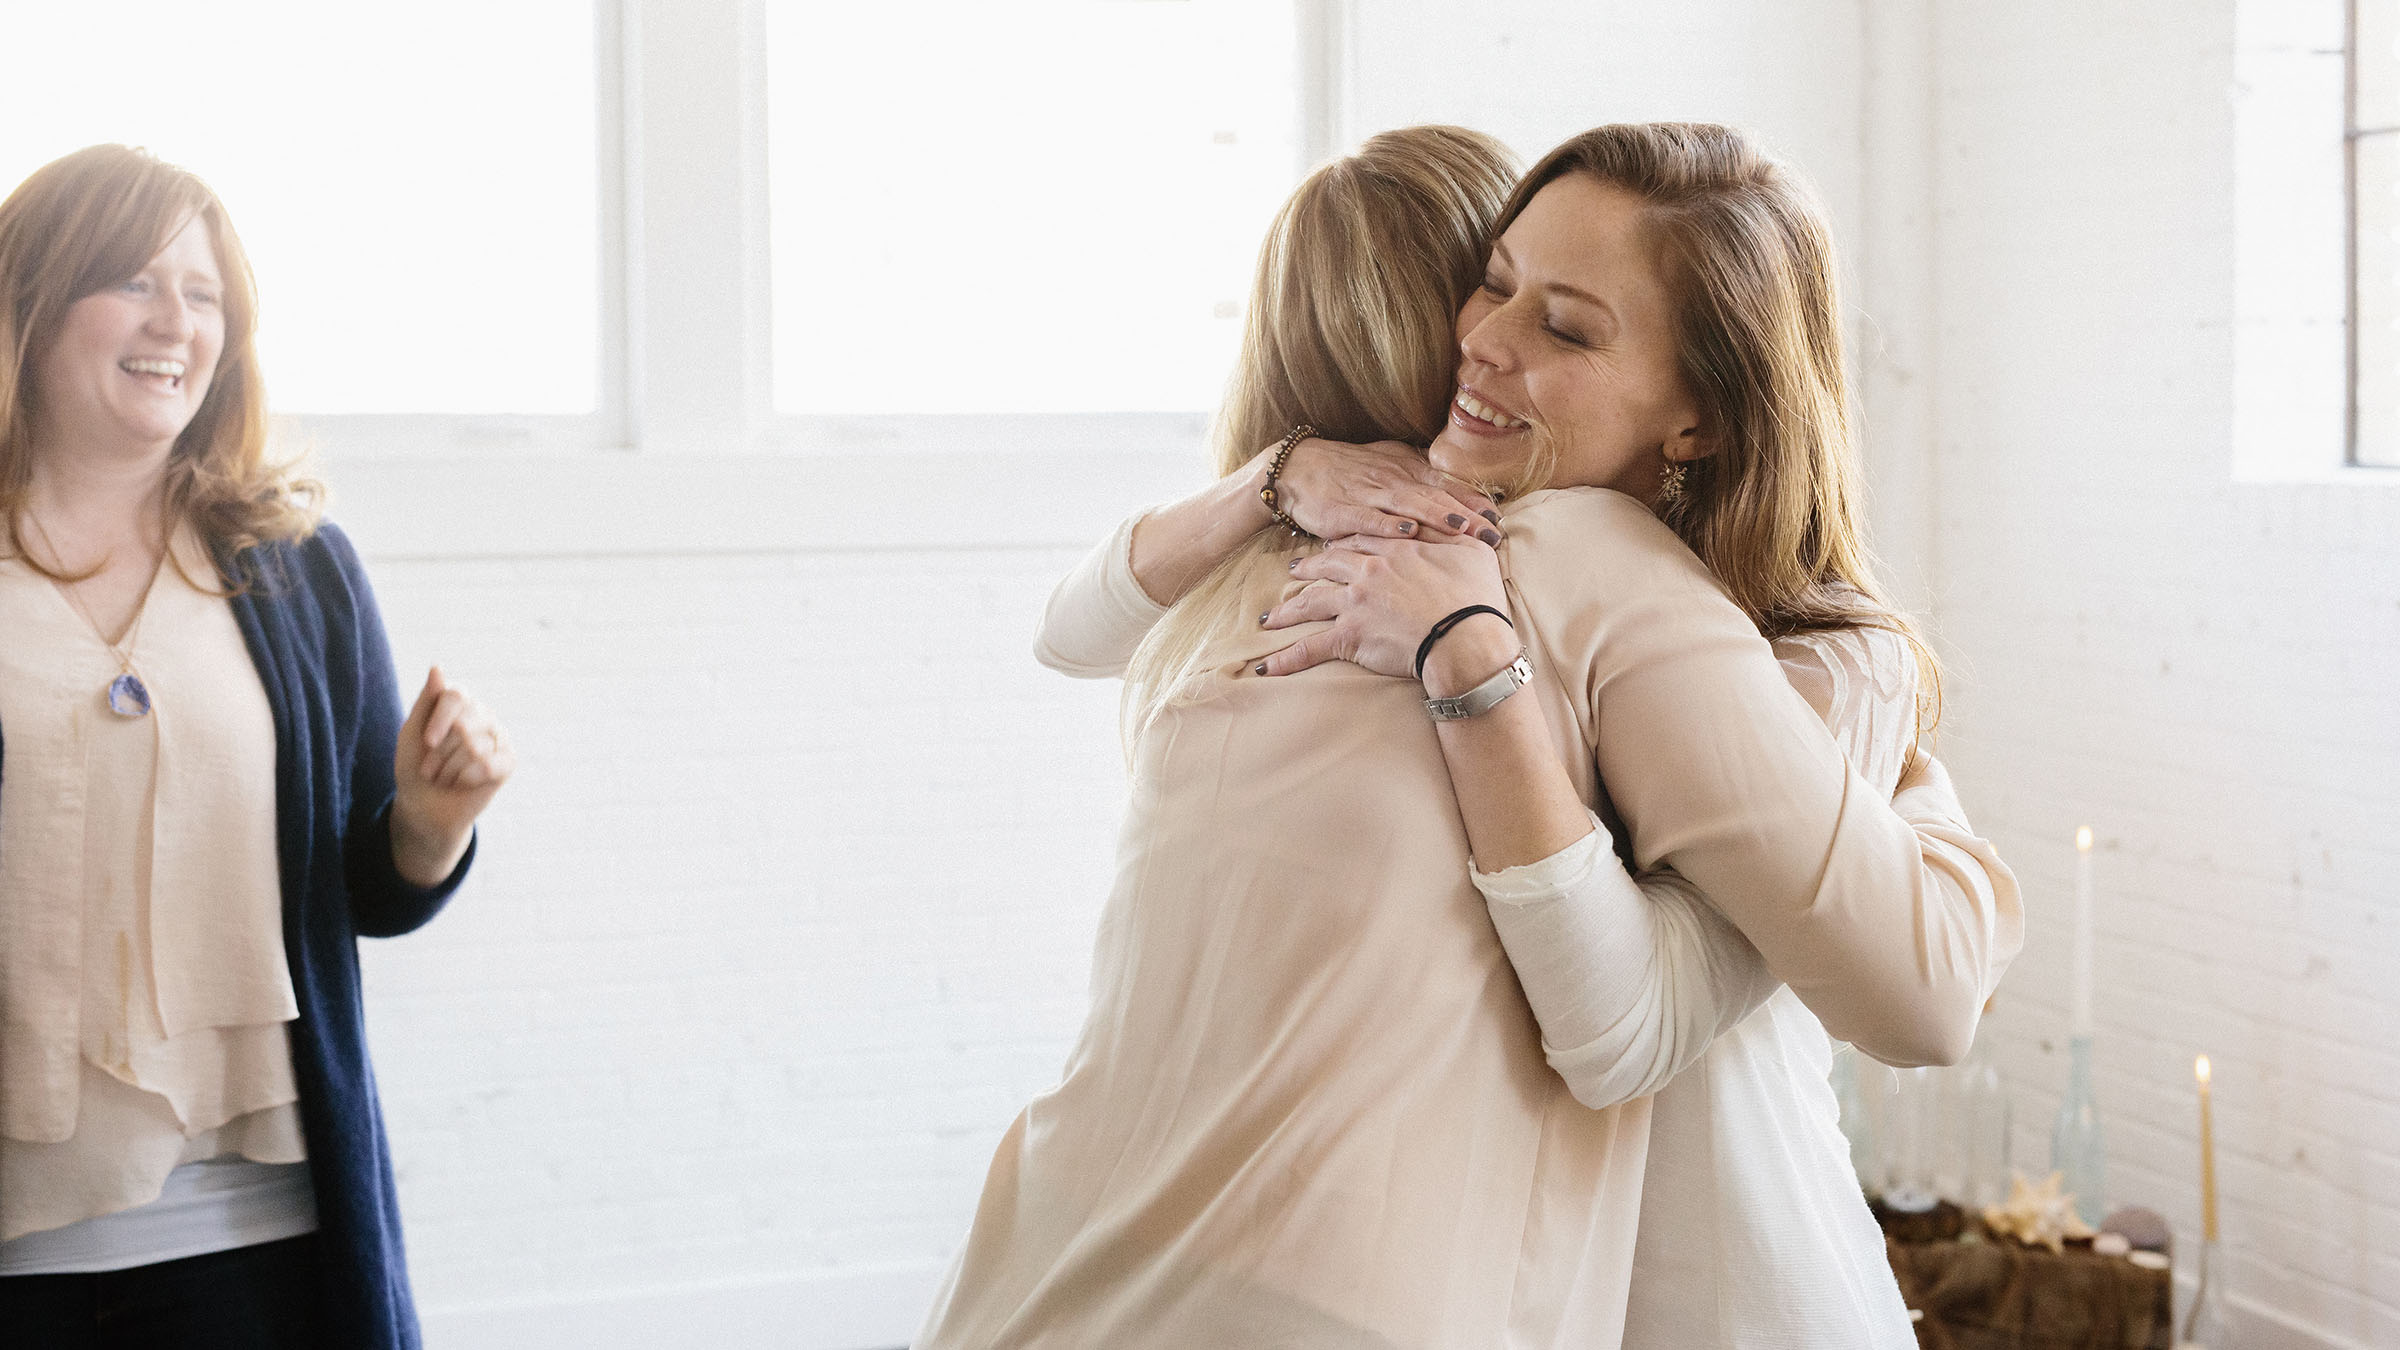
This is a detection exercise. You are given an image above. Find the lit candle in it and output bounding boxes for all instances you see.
[2073,826,2095,1037]
[2196,1054,2219,1242]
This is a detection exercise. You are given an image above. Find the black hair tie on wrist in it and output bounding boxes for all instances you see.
[1415,604,1511,681]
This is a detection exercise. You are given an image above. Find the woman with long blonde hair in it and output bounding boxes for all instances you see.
[0,145,512,1349]
[930,124,2019,1348]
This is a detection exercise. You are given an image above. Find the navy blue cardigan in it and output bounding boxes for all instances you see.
[1,521,472,1349]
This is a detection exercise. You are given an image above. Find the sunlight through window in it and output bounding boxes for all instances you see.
[0,1,603,416]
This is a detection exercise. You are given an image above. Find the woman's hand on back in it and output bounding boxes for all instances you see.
[1267,437,1505,544]
[1255,530,1510,682]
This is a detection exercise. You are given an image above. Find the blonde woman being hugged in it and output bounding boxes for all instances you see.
[0,146,513,1349]
[1036,125,2024,1346]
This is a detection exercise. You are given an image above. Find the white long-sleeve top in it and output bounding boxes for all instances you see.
[1031,498,2023,1348]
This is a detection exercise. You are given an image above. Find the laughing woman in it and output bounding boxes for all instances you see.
[0,145,511,1350]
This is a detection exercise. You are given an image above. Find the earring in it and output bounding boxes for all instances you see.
[1658,459,1688,506]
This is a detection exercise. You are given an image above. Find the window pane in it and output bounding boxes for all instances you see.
[2360,0,2400,132]
[0,1,601,416]
[767,0,1302,415]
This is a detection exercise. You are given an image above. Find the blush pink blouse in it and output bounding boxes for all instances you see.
[0,527,305,1244]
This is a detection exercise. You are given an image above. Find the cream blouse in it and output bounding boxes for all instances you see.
[1002,489,2023,1347]
[0,526,305,1243]
[1036,493,2022,1069]
[925,517,1653,1348]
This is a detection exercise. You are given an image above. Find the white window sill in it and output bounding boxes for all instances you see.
[2231,461,2400,486]
[323,442,1213,561]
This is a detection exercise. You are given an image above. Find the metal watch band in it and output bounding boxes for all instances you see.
[1424,646,1533,721]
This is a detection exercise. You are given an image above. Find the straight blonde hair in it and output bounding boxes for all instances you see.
[1123,126,1518,732]
[1499,123,1941,734]
[0,144,319,582]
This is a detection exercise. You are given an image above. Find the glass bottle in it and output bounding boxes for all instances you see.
[1831,1042,1879,1196]
[2050,1033,2107,1226]
[1884,1065,1941,1213]
[1946,1001,2012,1209]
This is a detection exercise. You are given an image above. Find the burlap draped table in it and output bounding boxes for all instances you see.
[1877,1202,2173,1350]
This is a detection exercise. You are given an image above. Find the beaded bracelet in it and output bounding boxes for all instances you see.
[1258,424,1317,534]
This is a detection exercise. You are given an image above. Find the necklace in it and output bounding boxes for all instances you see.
[22,511,167,718]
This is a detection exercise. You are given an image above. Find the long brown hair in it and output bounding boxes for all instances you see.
[0,144,319,580]
[1123,126,1518,729]
[1499,123,1941,732]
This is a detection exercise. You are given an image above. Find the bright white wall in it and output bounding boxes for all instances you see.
[1910,3,2400,1347]
[365,545,1130,1349]
[1345,0,1864,237]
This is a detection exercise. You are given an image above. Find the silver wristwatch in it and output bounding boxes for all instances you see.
[1424,646,1533,721]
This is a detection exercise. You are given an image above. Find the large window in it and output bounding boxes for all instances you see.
[0,2,606,425]
[0,0,1325,521]
[2234,0,2375,479]
[2352,0,2400,466]
[765,0,1302,416]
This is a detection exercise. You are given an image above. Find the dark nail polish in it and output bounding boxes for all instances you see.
[1479,528,1502,546]
[1445,513,1467,530]
[1481,509,1500,524]
[1258,612,1270,626]
[1398,520,1416,534]
[1253,662,1268,676]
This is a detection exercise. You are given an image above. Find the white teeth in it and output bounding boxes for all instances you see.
[122,358,186,378]
[1457,390,1526,430]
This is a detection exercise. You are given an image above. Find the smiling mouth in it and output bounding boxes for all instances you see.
[121,358,187,389]
[1453,387,1528,432]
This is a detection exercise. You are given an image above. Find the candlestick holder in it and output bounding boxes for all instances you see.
[2174,1237,2225,1348]
[2050,1033,2106,1227]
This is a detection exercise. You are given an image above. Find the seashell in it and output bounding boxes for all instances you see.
[2101,1205,2172,1254]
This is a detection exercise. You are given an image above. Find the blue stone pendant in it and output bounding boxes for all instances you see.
[107,672,152,718]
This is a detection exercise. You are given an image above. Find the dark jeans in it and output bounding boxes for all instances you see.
[0,1233,325,1349]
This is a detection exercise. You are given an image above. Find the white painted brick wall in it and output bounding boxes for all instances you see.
[1923,3,2400,1346]
[364,548,1132,1345]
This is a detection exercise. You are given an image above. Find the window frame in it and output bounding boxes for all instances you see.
[266,1,625,456]
[2347,0,2400,468]
[2230,0,2398,484]
[312,0,1349,557]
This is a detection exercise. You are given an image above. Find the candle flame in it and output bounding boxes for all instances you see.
[2076,825,2094,852]
[2196,1054,2211,1085]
